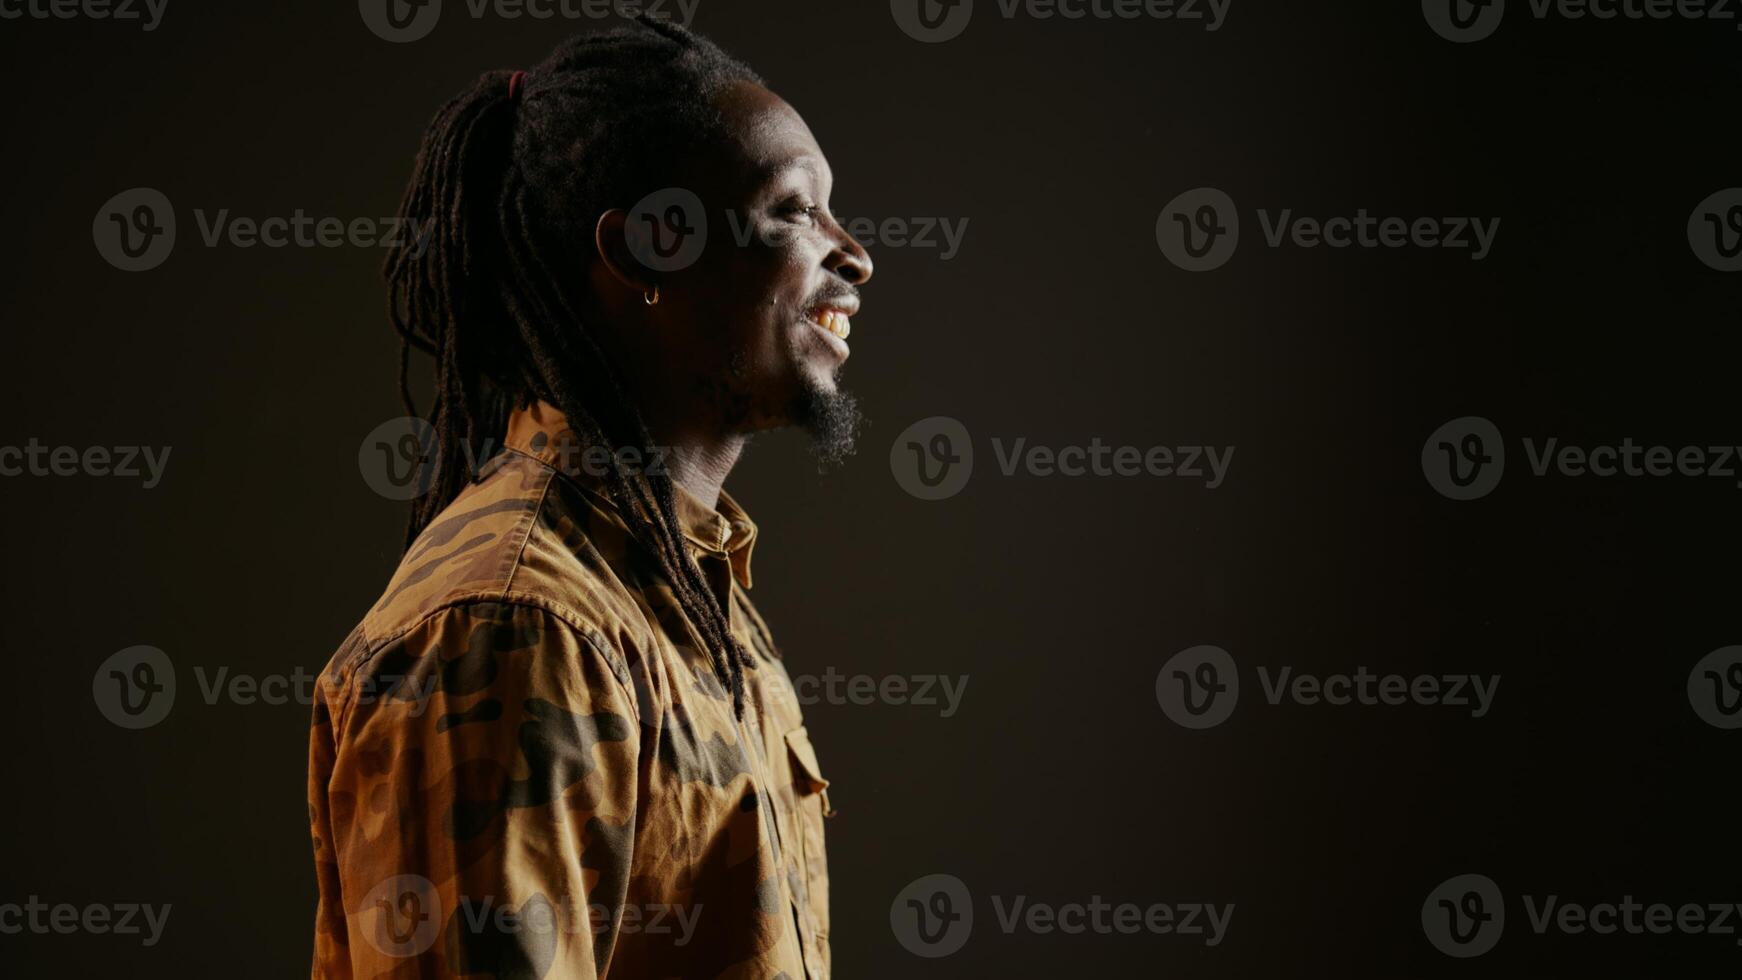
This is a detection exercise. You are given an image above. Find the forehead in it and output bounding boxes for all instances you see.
[704,81,831,190]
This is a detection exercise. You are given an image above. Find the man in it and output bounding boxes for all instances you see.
[308,19,871,979]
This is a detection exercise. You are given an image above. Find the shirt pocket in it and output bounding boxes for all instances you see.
[783,725,834,971]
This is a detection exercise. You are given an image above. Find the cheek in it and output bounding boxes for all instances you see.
[664,279,784,389]
[712,243,814,363]
[740,309,810,385]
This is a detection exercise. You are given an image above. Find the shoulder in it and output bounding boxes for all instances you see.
[320,452,667,712]
[360,449,649,649]
[319,597,644,740]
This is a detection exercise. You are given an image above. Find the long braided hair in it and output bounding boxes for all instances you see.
[383,18,764,716]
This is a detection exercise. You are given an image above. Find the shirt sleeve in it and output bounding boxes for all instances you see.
[309,600,642,979]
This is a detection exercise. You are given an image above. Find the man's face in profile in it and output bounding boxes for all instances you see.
[634,81,875,460]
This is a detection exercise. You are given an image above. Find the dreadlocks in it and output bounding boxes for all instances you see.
[382,16,765,717]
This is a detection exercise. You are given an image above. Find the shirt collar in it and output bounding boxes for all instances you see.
[505,402,759,590]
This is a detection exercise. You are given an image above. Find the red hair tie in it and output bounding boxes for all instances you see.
[508,70,527,100]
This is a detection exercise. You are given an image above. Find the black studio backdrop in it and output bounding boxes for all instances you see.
[1,0,1738,975]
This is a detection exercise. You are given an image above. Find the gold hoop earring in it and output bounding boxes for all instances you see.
[644,286,660,306]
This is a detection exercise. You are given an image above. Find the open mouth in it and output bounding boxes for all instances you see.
[805,307,852,340]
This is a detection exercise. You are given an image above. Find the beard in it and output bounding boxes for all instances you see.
[720,345,862,466]
[795,374,862,468]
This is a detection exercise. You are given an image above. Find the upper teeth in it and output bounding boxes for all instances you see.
[811,309,851,339]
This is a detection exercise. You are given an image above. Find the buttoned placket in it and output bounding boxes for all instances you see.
[687,534,823,980]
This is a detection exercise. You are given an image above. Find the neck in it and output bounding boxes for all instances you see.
[605,330,746,509]
[643,416,745,510]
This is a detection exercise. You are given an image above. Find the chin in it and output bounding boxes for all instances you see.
[794,375,862,467]
[799,360,841,397]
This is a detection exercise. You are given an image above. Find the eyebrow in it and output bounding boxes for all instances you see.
[752,155,828,189]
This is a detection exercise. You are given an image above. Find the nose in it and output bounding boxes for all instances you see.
[822,217,874,286]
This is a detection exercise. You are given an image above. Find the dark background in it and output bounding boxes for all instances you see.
[1,0,1738,975]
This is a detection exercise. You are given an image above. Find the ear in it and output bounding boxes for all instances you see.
[594,209,658,298]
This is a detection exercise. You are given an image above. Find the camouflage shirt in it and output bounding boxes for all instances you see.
[308,402,834,979]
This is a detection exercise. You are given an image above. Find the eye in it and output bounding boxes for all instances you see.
[778,199,824,223]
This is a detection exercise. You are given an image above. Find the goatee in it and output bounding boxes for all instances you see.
[797,378,862,468]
